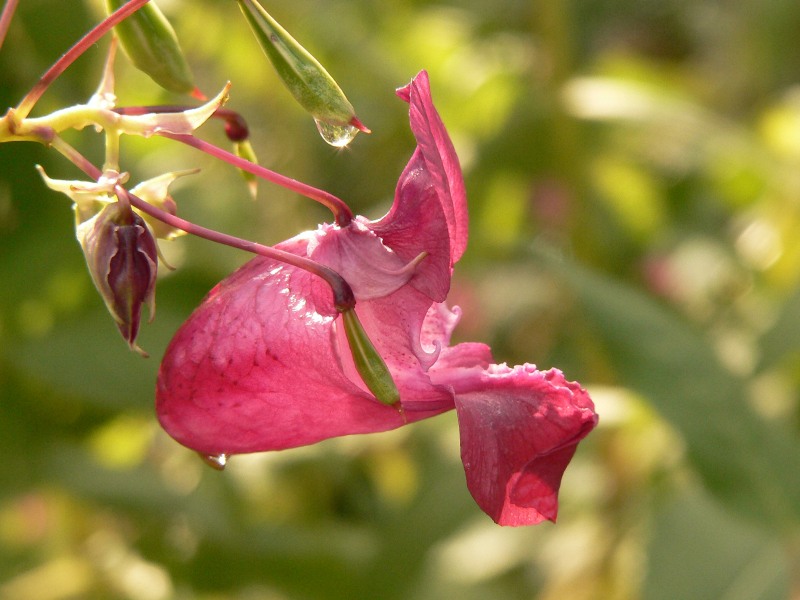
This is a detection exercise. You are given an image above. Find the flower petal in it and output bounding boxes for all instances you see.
[156,73,470,456]
[373,71,468,302]
[432,359,598,526]
[307,218,418,300]
[156,230,451,455]
[395,71,468,262]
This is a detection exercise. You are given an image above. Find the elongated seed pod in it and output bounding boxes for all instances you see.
[106,0,197,95]
[235,0,364,129]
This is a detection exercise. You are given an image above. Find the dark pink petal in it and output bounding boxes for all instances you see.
[307,218,420,300]
[156,225,459,455]
[432,359,598,526]
[157,253,445,454]
[395,71,468,262]
[373,71,468,302]
[157,69,597,529]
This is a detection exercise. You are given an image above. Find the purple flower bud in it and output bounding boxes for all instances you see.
[77,202,158,355]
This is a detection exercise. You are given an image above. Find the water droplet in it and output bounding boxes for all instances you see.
[199,452,228,470]
[314,118,359,147]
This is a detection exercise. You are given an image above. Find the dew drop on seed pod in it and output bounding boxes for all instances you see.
[314,118,359,147]
[199,453,228,470]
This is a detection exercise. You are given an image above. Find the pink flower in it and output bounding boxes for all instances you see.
[156,71,597,526]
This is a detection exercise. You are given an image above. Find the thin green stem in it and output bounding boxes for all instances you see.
[104,129,121,172]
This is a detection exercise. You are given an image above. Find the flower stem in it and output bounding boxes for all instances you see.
[15,0,152,120]
[125,188,355,310]
[0,0,19,50]
[50,136,356,312]
[159,131,354,227]
[50,136,98,176]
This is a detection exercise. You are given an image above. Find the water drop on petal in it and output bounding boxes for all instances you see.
[314,119,359,147]
[199,452,228,470]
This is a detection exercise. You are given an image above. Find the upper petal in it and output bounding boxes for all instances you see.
[395,70,468,262]
[372,71,468,302]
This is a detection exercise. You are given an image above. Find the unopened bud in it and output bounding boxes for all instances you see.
[223,113,250,142]
[77,202,158,355]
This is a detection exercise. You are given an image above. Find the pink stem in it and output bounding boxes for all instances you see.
[15,0,152,119]
[0,0,19,50]
[159,131,354,227]
[114,107,352,222]
[124,189,355,310]
[51,136,356,311]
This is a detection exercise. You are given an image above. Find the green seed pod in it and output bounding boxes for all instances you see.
[106,0,197,96]
[342,309,401,407]
[236,0,369,146]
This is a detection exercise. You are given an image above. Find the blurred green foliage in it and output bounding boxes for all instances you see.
[2,0,800,598]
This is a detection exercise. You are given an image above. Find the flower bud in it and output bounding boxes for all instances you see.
[223,113,249,143]
[341,309,400,407]
[106,0,199,96]
[235,0,369,146]
[77,202,158,355]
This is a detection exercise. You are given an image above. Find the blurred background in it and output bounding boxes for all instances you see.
[2,0,800,598]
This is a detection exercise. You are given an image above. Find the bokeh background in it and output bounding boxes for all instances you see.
[2,0,800,598]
